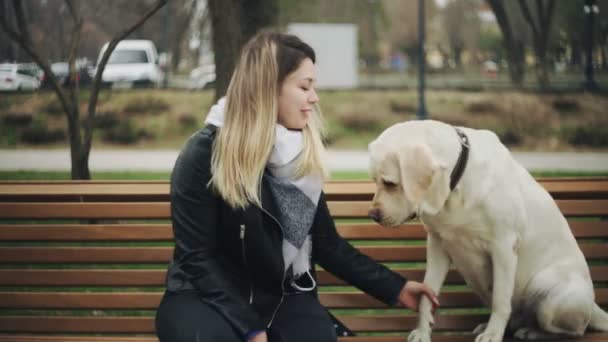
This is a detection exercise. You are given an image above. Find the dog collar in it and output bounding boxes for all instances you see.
[450,127,469,191]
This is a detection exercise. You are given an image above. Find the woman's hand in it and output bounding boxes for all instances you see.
[397,281,440,312]
[248,331,268,342]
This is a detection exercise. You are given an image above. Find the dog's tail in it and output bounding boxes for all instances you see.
[589,303,608,331]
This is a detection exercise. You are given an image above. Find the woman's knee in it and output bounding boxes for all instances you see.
[155,291,241,342]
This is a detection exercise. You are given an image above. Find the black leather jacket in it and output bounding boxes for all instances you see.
[165,125,407,337]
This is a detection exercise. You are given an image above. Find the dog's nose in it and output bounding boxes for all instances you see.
[368,208,382,222]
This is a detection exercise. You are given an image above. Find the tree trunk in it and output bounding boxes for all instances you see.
[208,0,242,100]
[517,0,556,90]
[535,48,550,90]
[485,0,525,87]
[453,45,462,69]
[241,0,278,43]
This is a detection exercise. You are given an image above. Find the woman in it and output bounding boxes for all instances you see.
[155,31,439,342]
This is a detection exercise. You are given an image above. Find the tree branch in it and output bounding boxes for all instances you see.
[0,1,22,41]
[84,0,168,154]
[542,0,556,42]
[517,0,539,38]
[64,0,79,22]
[65,0,83,126]
[0,0,70,116]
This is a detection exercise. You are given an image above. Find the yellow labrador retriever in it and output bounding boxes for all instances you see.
[368,120,608,342]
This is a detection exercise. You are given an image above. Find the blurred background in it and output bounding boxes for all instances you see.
[1,0,607,179]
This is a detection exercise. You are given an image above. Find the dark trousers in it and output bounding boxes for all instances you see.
[155,290,337,342]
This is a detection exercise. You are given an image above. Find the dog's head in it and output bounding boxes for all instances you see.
[368,130,451,227]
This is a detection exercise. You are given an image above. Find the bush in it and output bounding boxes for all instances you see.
[335,111,381,132]
[43,99,65,116]
[123,97,170,114]
[3,112,33,126]
[389,100,416,113]
[102,120,140,144]
[94,111,120,129]
[495,127,523,146]
[562,125,608,147]
[466,100,500,114]
[20,123,66,144]
[102,120,154,144]
[552,99,579,114]
[178,113,198,128]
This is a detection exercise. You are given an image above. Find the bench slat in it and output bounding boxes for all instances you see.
[0,224,173,241]
[1,266,607,286]
[2,335,607,342]
[1,243,606,263]
[328,200,608,218]
[2,221,607,241]
[2,178,607,201]
[1,199,607,219]
[3,289,607,309]
[0,314,488,332]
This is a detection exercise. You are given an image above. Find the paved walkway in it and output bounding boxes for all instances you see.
[1,149,608,172]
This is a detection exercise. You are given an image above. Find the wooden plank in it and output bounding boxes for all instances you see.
[0,336,158,342]
[0,314,488,333]
[0,203,170,219]
[1,334,607,342]
[2,266,607,287]
[0,316,154,333]
[0,224,173,241]
[5,289,607,310]
[1,243,607,263]
[2,199,606,220]
[1,220,606,242]
[320,265,608,285]
[1,178,606,201]
[327,200,608,218]
[0,270,166,286]
[338,221,608,240]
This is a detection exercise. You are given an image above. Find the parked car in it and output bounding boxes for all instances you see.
[0,63,41,92]
[96,40,163,89]
[40,62,93,89]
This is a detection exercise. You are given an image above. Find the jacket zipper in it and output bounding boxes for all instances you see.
[240,224,254,304]
[252,202,286,329]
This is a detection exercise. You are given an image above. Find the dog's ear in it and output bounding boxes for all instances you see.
[398,144,450,215]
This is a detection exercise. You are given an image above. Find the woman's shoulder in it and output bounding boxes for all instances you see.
[174,125,218,174]
[183,125,217,154]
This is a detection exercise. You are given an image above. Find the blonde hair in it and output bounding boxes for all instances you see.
[210,32,327,209]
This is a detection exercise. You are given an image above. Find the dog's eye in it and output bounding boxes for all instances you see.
[382,180,397,188]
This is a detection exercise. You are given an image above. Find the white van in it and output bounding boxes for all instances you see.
[96,40,163,88]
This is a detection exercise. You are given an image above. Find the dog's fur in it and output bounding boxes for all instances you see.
[368,120,608,342]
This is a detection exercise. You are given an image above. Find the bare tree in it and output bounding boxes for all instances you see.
[0,0,167,179]
[208,0,278,100]
[443,0,481,69]
[486,0,526,86]
[517,0,556,90]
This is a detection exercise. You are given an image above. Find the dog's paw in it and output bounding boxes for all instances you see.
[472,322,488,335]
[475,328,504,342]
[407,328,432,342]
[513,327,553,340]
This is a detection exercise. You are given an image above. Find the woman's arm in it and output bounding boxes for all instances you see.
[312,193,439,310]
[311,192,407,305]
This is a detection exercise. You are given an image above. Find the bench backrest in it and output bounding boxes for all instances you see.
[0,178,607,338]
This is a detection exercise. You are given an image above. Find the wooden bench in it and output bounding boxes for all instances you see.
[0,178,607,342]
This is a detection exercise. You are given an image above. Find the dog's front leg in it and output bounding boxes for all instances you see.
[476,234,518,342]
[408,232,451,342]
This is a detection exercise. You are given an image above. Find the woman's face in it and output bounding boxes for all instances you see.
[277,58,319,130]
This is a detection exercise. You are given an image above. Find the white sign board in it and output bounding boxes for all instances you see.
[287,23,358,89]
